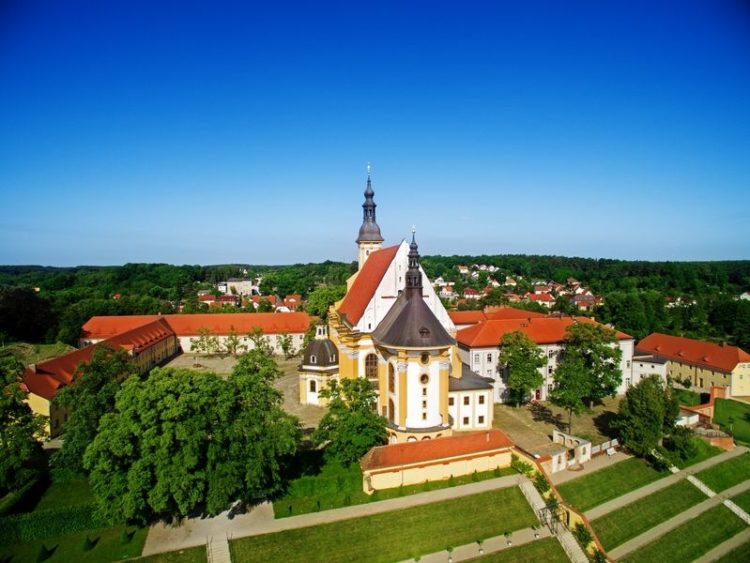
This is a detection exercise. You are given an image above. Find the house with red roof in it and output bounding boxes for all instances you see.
[456,316,634,403]
[636,333,750,396]
[524,292,554,308]
[24,318,179,437]
[463,287,480,300]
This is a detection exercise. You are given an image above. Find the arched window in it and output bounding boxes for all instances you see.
[309,380,317,393]
[365,353,378,379]
[388,364,395,393]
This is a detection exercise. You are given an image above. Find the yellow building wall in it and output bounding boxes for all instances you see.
[668,361,729,390]
[732,364,750,396]
[363,450,512,493]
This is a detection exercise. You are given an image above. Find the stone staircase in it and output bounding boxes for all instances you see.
[207,535,231,563]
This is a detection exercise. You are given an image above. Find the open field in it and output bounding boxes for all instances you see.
[670,437,722,469]
[233,487,537,563]
[557,457,665,512]
[35,478,93,510]
[714,398,750,445]
[591,479,707,550]
[715,540,750,563]
[274,461,515,517]
[623,504,746,563]
[1,341,76,364]
[465,537,568,563]
[695,452,750,492]
[731,488,750,513]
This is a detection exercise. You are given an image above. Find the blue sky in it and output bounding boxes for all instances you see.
[1,1,749,265]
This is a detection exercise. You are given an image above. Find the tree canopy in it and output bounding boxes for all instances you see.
[564,322,623,407]
[313,378,387,466]
[52,345,137,472]
[498,330,546,406]
[0,356,45,491]
[613,375,679,458]
[550,354,589,434]
[84,350,299,524]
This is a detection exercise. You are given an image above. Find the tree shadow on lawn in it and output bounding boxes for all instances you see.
[593,410,619,439]
[528,403,566,431]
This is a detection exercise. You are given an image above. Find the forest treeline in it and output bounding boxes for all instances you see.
[1,255,748,349]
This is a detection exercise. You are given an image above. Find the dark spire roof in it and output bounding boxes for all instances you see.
[356,168,384,243]
[372,233,454,349]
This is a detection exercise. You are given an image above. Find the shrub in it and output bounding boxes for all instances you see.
[36,543,56,562]
[0,503,106,545]
[510,453,533,476]
[533,472,550,494]
[471,470,479,483]
[0,471,42,517]
[664,427,698,462]
[120,528,136,544]
[83,535,99,551]
[448,475,456,487]
[573,522,592,548]
[49,468,86,483]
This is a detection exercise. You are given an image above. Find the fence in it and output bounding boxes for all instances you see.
[590,438,619,456]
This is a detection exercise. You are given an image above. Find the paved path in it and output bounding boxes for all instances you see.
[142,474,521,556]
[607,479,750,560]
[695,527,750,562]
[585,446,747,520]
[551,450,631,485]
[401,526,553,563]
[206,535,231,563]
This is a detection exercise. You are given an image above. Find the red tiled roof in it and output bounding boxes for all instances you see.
[457,316,632,348]
[636,333,750,374]
[484,306,547,320]
[25,318,176,401]
[463,288,479,295]
[361,430,514,471]
[81,312,313,340]
[448,311,487,325]
[337,244,400,326]
[525,292,554,302]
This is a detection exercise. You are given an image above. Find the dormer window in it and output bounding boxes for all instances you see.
[310,355,316,364]
[419,327,430,338]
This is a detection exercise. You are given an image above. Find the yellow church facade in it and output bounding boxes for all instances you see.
[299,172,493,443]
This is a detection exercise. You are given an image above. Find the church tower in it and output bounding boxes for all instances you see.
[356,165,384,269]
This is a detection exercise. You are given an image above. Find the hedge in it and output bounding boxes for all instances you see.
[0,502,107,545]
[0,472,43,517]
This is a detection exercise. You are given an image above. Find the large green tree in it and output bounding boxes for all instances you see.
[0,356,45,491]
[84,351,299,524]
[614,375,679,458]
[563,322,623,407]
[52,346,137,472]
[314,378,387,466]
[305,285,346,320]
[550,354,589,434]
[498,330,546,406]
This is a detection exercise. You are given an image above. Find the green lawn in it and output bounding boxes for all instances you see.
[670,437,722,469]
[233,487,537,562]
[273,462,515,518]
[464,537,568,563]
[672,388,701,406]
[139,546,207,563]
[715,540,750,563]
[696,453,750,492]
[1,341,76,364]
[557,457,666,512]
[591,479,707,550]
[0,525,147,563]
[35,478,94,511]
[623,505,746,563]
[714,398,750,445]
[731,488,750,513]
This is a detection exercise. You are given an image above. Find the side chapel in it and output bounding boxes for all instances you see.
[300,170,493,443]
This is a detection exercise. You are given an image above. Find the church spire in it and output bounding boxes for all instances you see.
[405,227,423,296]
[356,164,384,244]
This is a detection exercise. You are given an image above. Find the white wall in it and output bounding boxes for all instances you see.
[448,390,491,430]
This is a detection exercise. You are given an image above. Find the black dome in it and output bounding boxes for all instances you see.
[301,338,339,367]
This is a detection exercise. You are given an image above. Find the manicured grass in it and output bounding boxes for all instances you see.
[714,398,750,445]
[35,478,94,511]
[1,341,77,364]
[730,488,750,513]
[273,462,515,518]
[591,479,707,550]
[465,537,568,562]
[672,388,701,406]
[139,546,207,563]
[0,525,147,563]
[671,437,722,469]
[234,487,537,562]
[714,539,750,563]
[696,453,750,492]
[623,505,746,563]
[557,457,666,512]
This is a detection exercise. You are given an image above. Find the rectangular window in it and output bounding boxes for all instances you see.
[463,396,470,405]
[449,397,454,406]
[422,413,427,420]
[478,416,485,424]
[626,361,631,369]
[548,349,555,358]
[474,353,480,365]
[422,400,427,408]
[422,388,427,396]
[487,353,492,362]
[479,395,485,405]
[463,417,469,425]
[548,365,553,374]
